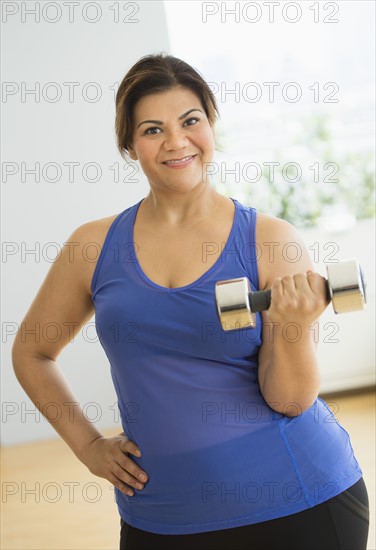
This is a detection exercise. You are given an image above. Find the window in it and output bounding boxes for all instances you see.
[164,1,375,228]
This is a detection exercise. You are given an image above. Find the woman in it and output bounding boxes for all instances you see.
[12,53,369,550]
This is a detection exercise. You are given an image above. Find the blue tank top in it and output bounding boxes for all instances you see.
[91,197,362,535]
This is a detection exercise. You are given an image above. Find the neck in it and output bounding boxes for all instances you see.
[141,184,225,226]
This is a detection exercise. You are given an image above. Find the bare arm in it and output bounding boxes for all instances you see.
[11,222,148,495]
[256,213,329,416]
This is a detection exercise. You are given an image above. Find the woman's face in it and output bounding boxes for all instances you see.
[128,86,216,194]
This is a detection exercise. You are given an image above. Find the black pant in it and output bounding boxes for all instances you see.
[119,477,369,550]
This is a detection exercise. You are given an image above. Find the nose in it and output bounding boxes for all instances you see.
[163,128,189,151]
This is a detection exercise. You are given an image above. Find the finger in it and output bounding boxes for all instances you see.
[275,275,296,303]
[279,274,296,297]
[117,453,148,482]
[112,462,145,488]
[293,272,313,295]
[307,272,329,305]
[121,438,142,457]
[109,473,135,496]
[306,271,325,290]
[307,272,326,295]
[270,276,283,296]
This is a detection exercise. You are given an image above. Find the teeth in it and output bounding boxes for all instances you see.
[165,156,193,165]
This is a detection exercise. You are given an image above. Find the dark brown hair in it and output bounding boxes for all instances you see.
[115,52,220,159]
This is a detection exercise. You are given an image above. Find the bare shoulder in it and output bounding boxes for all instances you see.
[255,211,313,289]
[68,213,119,254]
[68,213,120,296]
[74,213,119,240]
[256,211,300,240]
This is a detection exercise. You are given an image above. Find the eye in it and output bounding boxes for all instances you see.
[183,117,199,126]
[143,126,161,135]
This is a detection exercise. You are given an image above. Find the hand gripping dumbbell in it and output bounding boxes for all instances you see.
[215,259,367,331]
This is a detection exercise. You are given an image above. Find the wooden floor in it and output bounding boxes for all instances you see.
[1,390,375,550]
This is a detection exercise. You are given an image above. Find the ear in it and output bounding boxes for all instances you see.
[127,143,138,161]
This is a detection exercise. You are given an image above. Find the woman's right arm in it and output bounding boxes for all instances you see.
[11,222,148,495]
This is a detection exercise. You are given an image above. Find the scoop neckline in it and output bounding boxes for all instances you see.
[130,196,239,293]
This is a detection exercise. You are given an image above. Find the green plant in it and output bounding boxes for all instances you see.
[229,113,375,228]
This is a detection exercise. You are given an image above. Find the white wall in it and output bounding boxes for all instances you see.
[300,220,375,393]
[2,1,170,445]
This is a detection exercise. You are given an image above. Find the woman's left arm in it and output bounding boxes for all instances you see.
[256,212,330,417]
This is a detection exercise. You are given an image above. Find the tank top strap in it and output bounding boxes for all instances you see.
[91,199,142,299]
[230,198,259,292]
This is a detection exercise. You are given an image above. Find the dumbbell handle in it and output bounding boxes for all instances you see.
[247,280,332,313]
[248,288,271,313]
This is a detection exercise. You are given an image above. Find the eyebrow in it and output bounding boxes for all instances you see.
[137,108,203,129]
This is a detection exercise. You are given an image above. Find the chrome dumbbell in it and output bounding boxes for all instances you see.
[215,259,367,331]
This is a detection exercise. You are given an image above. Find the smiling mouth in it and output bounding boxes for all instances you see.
[163,155,196,165]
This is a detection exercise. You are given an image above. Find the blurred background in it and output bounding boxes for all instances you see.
[1,1,375,549]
